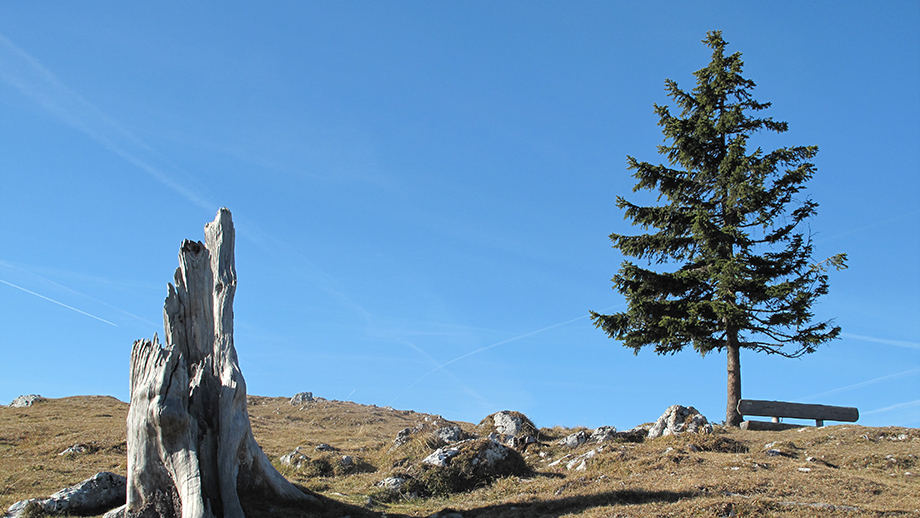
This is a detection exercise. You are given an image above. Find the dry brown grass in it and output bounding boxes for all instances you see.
[2,396,918,517]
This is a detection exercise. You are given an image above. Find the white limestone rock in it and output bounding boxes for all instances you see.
[433,425,465,445]
[280,448,309,467]
[422,445,463,467]
[9,394,44,408]
[290,392,313,405]
[558,430,589,448]
[7,472,126,518]
[589,426,618,443]
[647,404,712,439]
[492,411,524,436]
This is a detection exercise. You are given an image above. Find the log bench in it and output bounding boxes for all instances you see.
[738,399,859,431]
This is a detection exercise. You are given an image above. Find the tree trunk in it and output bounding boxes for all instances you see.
[725,332,743,427]
[120,208,316,518]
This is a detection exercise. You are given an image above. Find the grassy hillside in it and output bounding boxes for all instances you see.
[1,396,917,517]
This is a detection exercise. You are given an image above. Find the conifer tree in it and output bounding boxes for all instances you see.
[591,32,846,427]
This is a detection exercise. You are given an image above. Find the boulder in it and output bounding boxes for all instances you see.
[647,404,713,439]
[9,394,44,408]
[421,445,463,468]
[493,411,525,436]
[558,430,589,448]
[7,471,126,518]
[618,424,651,441]
[291,392,314,405]
[589,426,618,443]
[479,411,539,448]
[279,448,309,467]
[414,438,529,495]
[433,425,465,445]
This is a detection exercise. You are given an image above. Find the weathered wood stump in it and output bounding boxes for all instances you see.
[115,208,315,518]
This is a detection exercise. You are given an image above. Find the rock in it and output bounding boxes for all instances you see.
[616,425,650,442]
[394,427,414,447]
[315,443,336,452]
[377,476,407,491]
[479,411,539,449]
[589,426,617,443]
[492,411,525,435]
[415,438,529,495]
[422,445,463,467]
[341,455,354,468]
[9,394,44,408]
[433,426,465,445]
[647,404,712,439]
[280,448,309,467]
[565,447,603,471]
[7,471,126,518]
[558,430,589,448]
[393,420,466,451]
[58,443,93,456]
[291,392,314,405]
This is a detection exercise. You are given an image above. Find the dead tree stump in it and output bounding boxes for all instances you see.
[117,208,315,518]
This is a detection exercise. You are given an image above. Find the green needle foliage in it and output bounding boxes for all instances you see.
[591,31,847,426]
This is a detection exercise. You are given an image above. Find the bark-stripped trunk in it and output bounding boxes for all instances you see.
[725,330,743,427]
[121,208,315,518]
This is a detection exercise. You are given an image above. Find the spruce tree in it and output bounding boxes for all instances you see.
[591,31,846,427]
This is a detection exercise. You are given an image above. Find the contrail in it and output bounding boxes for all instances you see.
[798,367,920,401]
[0,279,117,327]
[0,260,158,328]
[389,311,603,405]
[815,209,920,244]
[0,31,213,211]
[842,333,920,350]
[865,399,920,415]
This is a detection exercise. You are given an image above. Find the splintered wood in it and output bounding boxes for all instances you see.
[123,208,314,518]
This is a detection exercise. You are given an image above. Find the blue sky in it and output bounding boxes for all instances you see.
[1,2,918,430]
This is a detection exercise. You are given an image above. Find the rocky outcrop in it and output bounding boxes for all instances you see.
[390,416,460,450]
[407,438,529,496]
[8,394,44,408]
[558,430,588,448]
[479,411,539,449]
[647,404,712,439]
[290,392,313,405]
[6,472,126,518]
[493,411,526,436]
[589,426,617,443]
[432,425,465,446]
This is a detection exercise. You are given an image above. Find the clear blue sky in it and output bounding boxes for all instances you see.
[1,2,918,430]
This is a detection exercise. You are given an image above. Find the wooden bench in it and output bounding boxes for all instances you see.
[737,399,859,431]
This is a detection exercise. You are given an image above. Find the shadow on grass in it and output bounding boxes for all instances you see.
[240,486,698,518]
[431,488,699,518]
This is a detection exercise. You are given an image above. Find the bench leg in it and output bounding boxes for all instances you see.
[816,419,824,427]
